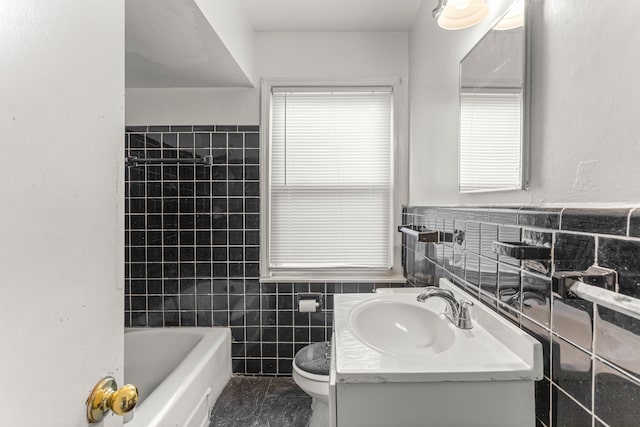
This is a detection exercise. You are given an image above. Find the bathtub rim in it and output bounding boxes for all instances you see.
[124,326,232,427]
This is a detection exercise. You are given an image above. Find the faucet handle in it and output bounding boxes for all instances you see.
[456,300,474,330]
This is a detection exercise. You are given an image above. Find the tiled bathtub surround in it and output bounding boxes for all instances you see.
[124,124,403,375]
[402,206,640,427]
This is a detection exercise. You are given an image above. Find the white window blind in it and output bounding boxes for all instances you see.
[269,87,393,270]
[459,91,522,192]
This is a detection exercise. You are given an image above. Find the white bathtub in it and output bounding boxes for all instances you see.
[124,327,231,427]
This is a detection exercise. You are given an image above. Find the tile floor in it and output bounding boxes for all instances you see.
[210,376,312,427]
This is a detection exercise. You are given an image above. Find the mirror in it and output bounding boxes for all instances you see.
[459,0,529,193]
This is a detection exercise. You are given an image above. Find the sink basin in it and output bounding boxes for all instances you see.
[334,279,543,381]
[349,299,455,356]
[332,279,544,427]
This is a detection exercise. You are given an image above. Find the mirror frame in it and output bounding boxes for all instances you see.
[458,0,532,193]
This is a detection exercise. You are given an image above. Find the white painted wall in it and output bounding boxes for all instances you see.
[125,32,408,125]
[256,32,408,82]
[0,1,124,426]
[409,0,640,206]
[126,87,258,124]
[195,0,257,86]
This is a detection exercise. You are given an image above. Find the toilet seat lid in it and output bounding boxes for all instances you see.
[294,341,330,376]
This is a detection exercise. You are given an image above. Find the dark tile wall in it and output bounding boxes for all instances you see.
[402,206,640,427]
[124,124,404,375]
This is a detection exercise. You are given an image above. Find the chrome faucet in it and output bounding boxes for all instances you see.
[416,287,474,329]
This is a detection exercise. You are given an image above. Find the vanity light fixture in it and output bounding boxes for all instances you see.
[493,0,525,30]
[432,0,489,30]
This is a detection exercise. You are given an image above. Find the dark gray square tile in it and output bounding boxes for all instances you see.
[480,223,498,260]
[488,208,518,225]
[435,242,444,266]
[594,418,607,427]
[216,125,238,132]
[598,237,640,298]
[171,125,193,132]
[561,208,629,236]
[522,316,551,378]
[497,225,522,266]
[554,232,595,272]
[595,306,640,379]
[443,245,454,271]
[479,258,498,308]
[453,247,465,280]
[521,273,551,328]
[553,385,592,427]
[552,337,592,409]
[405,248,415,283]
[521,229,552,276]
[594,360,640,427]
[534,378,550,426]
[193,125,215,131]
[466,222,481,255]
[628,209,640,238]
[517,208,561,230]
[465,252,480,290]
[552,295,593,351]
[497,264,521,321]
[453,219,466,248]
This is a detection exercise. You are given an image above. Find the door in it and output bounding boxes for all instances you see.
[0,1,126,426]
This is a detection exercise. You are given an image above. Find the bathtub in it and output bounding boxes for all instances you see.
[124,327,231,427]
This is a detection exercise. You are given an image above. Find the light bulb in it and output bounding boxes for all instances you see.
[438,0,489,30]
[494,0,525,31]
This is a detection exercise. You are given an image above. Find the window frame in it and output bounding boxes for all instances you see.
[260,78,407,282]
[459,88,524,193]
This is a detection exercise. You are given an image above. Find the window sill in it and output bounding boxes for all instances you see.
[259,275,407,284]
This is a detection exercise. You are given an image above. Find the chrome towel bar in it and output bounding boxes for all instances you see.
[567,281,640,322]
[126,155,213,167]
[553,265,640,321]
[398,224,465,244]
[397,225,441,243]
[492,241,551,260]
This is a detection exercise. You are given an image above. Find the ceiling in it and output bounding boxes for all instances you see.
[126,0,253,88]
[239,0,424,32]
[126,0,424,88]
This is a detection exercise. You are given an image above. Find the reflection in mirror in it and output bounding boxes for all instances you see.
[459,0,529,193]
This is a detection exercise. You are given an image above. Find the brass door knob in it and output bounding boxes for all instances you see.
[86,376,139,423]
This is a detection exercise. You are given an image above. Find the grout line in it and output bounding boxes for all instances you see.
[552,381,595,418]
[594,414,611,427]
[411,211,640,242]
[591,299,597,422]
[594,354,640,385]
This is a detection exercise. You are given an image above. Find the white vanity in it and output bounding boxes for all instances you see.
[329,278,543,427]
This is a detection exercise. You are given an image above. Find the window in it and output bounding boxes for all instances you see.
[261,82,403,279]
[459,90,523,192]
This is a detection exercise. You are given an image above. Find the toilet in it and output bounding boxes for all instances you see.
[292,341,331,427]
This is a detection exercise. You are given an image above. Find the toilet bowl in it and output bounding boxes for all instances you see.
[292,341,330,427]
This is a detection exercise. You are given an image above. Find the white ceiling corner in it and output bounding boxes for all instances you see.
[239,0,424,32]
[126,0,253,88]
[126,0,423,88]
